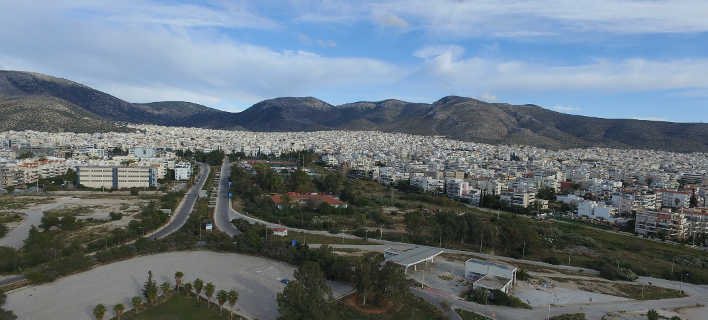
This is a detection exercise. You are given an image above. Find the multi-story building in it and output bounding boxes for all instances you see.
[446,178,469,198]
[77,166,158,189]
[658,190,691,209]
[635,210,688,239]
[500,188,536,208]
[174,162,193,180]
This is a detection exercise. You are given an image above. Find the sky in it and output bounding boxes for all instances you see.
[1,0,707,123]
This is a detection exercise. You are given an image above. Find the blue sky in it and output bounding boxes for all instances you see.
[1,0,707,122]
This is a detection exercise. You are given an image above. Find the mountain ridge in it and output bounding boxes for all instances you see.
[1,70,707,152]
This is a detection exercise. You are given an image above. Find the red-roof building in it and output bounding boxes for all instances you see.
[270,193,347,209]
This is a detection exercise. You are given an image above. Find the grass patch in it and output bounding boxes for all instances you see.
[335,293,447,319]
[281,231,376,245]
[122,293,243,320]
[44,205,97,217]
[456,309,491,320]
[567,279,686,300]
[0,212,25,224]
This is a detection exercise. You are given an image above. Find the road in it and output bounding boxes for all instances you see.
[214,159,239,237]
[148,162,209,239]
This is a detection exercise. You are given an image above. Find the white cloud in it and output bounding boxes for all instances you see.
[316,39,337,47]
[480,93,498,102]
[375,12,409,28]
[632,117,668,122]
[553,105,581,112]
[412,46,708,93]
[369,0,708,37]
[297,34,313,45]
[0,1,404,108]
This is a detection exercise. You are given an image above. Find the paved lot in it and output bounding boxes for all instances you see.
[5,251,299,320]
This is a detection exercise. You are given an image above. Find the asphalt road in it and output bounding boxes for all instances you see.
[149,162,209,239]
[4,251,297,320]
[214,159,239,237]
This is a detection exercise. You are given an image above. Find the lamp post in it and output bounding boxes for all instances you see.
[50,248,57,260]
[139,226,144,237]
[105,237,108,250]
[680,273,687,294]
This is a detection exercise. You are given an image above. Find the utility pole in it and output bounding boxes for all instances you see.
[523,241,526,259]
[479,231,483,253]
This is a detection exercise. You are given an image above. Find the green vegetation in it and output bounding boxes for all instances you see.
[277,262,335,319]
[333,294,447,320]
[456,309,490,320]
[466,288,531,309]
[0,289,18,320]
[193,150,225,167]
[121,292,236,320]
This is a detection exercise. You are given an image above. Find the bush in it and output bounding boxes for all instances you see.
[109,212,123,221]
[130,188,140,196]
[545,256,561,265]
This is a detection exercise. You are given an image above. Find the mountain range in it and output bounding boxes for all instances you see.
[1,70,707,152]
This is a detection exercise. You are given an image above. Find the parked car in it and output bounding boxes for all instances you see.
[280,279,291,284]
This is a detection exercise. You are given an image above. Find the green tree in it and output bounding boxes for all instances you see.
[193,278,204,298]
[204,283,215,309]
[113,303,125,320]
[277,262,334,320]
[130,296,142,311]
[5,186,14,193]
[174,271,184,291]
[647,309,659,320]
[160,281,171,299]
[227,290,240,320]
[183,283,193,298]
[216,290,228,314]
[354,253,380,306]
[536,186,556,200]
[92,304,107,320]
[142,271,158,304]
[291,168,314,194]
[404,211,426,236]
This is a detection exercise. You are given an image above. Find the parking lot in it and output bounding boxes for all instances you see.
[5,251,351,320]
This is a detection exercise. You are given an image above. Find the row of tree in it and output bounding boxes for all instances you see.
[92,270,241,320]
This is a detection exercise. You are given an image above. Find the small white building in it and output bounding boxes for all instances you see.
[174,162,193,180]
[272,228,288,237]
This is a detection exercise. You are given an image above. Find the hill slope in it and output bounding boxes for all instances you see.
[1,70,707,152]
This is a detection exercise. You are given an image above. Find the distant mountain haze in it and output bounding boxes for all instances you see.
[1,70,706,152]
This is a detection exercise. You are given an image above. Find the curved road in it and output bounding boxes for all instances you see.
[149,162,209,239]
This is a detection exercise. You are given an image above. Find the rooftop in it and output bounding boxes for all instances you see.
[386,246,443,267]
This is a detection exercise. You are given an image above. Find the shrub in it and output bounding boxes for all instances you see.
[109,212,123,221]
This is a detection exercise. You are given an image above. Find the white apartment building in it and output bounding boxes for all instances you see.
[174,162,193,180]
[658,190,691,209]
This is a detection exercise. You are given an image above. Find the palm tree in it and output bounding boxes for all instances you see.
[183,283,193,298]
[174,271,184,291]
[216,290,227,314]
[227,290,240,320]
[160,281,171,300]
[113,303,125,320]
[92,304,107,320]
[204,282,215,309]
[131,296,142,311]
[193,278,204,300]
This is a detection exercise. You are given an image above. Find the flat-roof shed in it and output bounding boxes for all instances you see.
[384,246,443,274]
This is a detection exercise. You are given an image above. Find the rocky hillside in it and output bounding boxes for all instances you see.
[1,70,707,152]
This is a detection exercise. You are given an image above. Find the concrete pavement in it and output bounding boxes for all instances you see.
[5,251,296,320]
